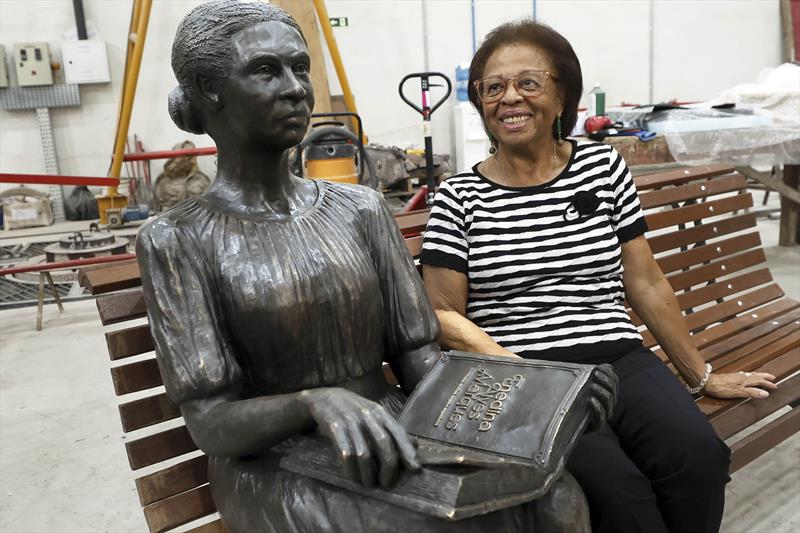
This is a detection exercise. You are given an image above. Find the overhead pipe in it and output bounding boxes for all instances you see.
[72,0,88,40]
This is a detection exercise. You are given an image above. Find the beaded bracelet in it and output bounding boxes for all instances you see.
[688,363,713,394]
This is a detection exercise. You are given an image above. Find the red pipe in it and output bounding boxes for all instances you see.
[122,146,217,161]
[0,174,121,187]
[0,253,136,276]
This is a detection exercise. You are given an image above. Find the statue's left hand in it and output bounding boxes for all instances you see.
[587,364,618,432]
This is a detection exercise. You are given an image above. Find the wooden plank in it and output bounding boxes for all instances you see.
[404,235,423,258]
[111,358,163,396]
[633,164,734,191]
[638,174,747,210]
[655,232,761,275]
[644,193,752,232]
[78,259,142,295]
[143,484,216,533]
[698,349,800,417]
[135,455,208,506]
[691,298,800,351]
[729,407,800,473]
[647,213,757,255]
[630,269,773,327]
[641,286,788,349]
[715,331,800,375]
[709,322,800,372]
[126,425,198,471]
[119,392,181,433]
[711,373,800,440]
[186,519,228,533]
[395,209,430,236]
[106,324,154,360]
[701,308,800,361]
[96,288,146,325]
[664,248,767,293]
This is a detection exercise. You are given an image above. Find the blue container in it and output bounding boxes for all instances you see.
[455,64,469,102]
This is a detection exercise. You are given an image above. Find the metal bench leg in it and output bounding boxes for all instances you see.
[36,273,45,331]
[44,272,64,312]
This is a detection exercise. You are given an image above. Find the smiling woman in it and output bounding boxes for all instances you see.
[421,19,775,533]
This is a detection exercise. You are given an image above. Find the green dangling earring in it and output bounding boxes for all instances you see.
[555,113,563,141]
[487,131,497,154]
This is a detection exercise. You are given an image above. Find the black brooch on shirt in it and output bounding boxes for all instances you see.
[564,191,601,221]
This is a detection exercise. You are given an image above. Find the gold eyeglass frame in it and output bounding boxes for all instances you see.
[473,70,556,103]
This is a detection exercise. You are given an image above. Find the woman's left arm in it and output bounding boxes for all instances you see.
[621,235,777,399]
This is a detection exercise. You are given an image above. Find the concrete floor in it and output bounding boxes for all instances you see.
[1,199,798,532]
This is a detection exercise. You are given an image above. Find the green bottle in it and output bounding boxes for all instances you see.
[588,82,606,117]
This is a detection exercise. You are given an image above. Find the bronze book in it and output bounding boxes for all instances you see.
[280,351,595,520]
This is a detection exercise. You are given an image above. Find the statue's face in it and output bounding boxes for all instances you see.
[217,21,314,149]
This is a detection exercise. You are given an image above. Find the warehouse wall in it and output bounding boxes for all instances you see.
[0,0,783,191]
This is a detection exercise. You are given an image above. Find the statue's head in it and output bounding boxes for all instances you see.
[169,0,314,150]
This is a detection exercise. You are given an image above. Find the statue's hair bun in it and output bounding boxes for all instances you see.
[168,86,205,135]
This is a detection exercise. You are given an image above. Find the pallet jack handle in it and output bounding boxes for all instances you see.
[398,72,452,206]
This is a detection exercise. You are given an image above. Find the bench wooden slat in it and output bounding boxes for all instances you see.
[79,259,142,295]
[641,284,786,348]
[111,358,162,396]
[120,392,181,432]
[710,373,800,440]
[708,321,800,372]
[395,209,430,236]
[143,484,216,533]
[630,268,773,327]
[135,455,208,506]
[126,425,198,470]
[664,248,767,294]
[716,331,800,375]
[96,288,147,325]
[647,213,756,255]
[655,232,761,275]
[729,407,800,473]
[106,324,154,360]
[405,235,423,258]
[701,308,800,361]
[691,298,800,351]
[698,349,800,417]
[638,174,746,210]
[644,193,752,232]
[633,164,734,190]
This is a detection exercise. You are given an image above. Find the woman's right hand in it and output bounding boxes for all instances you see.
[300,387,420,488]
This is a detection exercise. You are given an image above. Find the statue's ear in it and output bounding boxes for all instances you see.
[195,74,222,110]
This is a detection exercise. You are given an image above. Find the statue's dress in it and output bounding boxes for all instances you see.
[137,181,536,532]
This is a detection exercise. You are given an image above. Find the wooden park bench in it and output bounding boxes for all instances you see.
[80,166,799,532]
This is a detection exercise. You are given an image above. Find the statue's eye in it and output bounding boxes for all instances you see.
[293,63,310,75]
[255,64,279,76]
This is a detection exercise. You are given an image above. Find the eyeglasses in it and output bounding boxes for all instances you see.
[473,70,555,103]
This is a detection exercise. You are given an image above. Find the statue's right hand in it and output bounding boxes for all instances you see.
[300,388,421,488]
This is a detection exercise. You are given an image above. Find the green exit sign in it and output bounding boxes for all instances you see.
[329,17,349,27]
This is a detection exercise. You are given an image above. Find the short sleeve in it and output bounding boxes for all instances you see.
[607,147,648,243]
[419,180,469,273]
[362,191,441,356]
[136,218,242,406]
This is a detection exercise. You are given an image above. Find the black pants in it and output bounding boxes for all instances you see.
[566,346,731,533]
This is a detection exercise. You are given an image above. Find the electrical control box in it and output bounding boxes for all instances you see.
[0,45,8,88]
[62,40,110,84]
[14,43,54,87]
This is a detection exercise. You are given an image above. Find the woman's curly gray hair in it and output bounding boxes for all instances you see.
[168,0,306,134]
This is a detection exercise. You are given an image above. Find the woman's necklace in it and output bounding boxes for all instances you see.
[495,141,560,187]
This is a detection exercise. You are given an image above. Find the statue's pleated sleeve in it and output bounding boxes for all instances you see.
[136,217,243,405]
[363,192,441,357]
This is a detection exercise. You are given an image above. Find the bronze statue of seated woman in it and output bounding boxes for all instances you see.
[137,2,615,531]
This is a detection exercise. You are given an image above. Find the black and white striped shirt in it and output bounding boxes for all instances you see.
[421,140,648,363]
